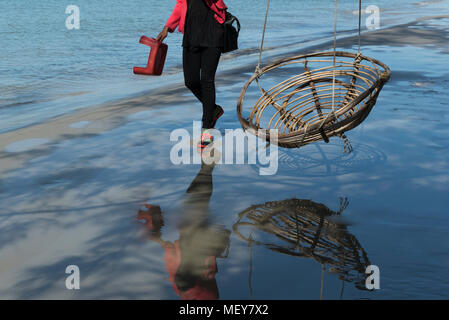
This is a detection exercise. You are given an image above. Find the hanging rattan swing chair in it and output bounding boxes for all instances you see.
[236,0,391,151]
[233,198,372,295]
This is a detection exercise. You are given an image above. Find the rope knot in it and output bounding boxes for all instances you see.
[255,66,262,79]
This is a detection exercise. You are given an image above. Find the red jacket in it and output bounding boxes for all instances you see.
[165,0,227,34]
[164,241,219,300]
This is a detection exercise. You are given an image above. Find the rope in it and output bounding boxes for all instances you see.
[320,264,326,300]
[358,0,362,54]
[248,230,255,299]
[317,0,339,133]
[256,0,271,77]
[340,279,345,299]
[331,0,338,114]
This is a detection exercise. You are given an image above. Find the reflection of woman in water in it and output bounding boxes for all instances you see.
[138,160,230,300]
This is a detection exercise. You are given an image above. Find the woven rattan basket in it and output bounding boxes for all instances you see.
[237,51,391,149]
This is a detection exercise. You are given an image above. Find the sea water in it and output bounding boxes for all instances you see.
[1,0,448,133]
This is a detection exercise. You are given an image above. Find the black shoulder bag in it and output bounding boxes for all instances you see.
[222,11,241,53]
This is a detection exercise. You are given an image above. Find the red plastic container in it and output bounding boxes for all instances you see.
[133,36,168,76]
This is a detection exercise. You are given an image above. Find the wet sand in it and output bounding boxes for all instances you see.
[1,16,449,299]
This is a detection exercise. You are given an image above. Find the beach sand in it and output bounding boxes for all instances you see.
[1,15,449,299]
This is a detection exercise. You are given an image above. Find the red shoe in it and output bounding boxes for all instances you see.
[210,105,224,129]
[197,131,214,149]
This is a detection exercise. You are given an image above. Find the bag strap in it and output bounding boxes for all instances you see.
[226,12,241,33]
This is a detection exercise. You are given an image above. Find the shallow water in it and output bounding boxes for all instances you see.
[1,2,449,300]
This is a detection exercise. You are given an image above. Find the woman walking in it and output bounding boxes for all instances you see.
[157,0,228,148]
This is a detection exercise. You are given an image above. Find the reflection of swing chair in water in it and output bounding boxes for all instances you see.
[233,198,371,298]
[237,0,390,151]
[252,142,387,177]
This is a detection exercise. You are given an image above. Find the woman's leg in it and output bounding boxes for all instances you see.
[183,47,221,130]
[200,47,221,129]
[183,47,203,103]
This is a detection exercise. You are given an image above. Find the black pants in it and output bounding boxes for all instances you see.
[183,47,221,129]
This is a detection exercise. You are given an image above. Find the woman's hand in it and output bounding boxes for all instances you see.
[156,26,169,42]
